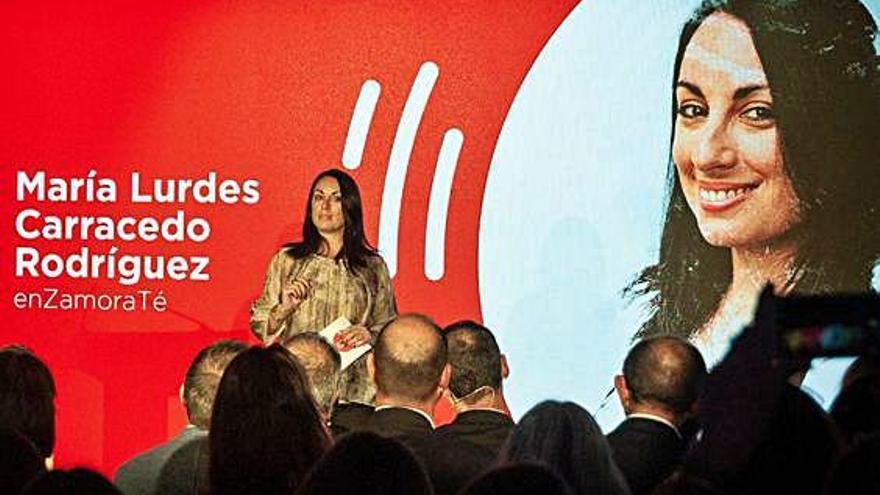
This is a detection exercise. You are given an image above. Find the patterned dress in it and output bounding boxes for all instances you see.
[250,249,397,403]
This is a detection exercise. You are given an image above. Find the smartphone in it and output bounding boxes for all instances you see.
[775,293,880,358]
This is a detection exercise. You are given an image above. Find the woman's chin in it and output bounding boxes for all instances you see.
[697,224,751,249]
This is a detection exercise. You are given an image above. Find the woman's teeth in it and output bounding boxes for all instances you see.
[699,186,753,202]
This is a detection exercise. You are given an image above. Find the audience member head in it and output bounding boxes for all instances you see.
[21,468,122,495]
[460,463,574,495]
[182,339,247,430]
[499,401,631,495]
[444,320,509,412]
[295,431,433,495]
[615,337,706,424]
[368,314,450,413]
[0,345,56,460]
[830,360,880,446]
[825,432,880,495]
[209,344,329,495]
[283,333,341,421]
[738,385,843,495]
[0,428,45,495]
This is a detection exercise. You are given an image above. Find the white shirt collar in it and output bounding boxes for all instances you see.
[627,413,682,439]
[374,405,435,428]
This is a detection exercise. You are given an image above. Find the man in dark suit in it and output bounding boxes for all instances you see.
[425,321,515,495]
[115,340,246,495]
[364,313,450,453]
[607,336,707,495]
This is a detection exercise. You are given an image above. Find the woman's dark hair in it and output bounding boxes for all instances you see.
[285,168,378,273]
[0,428,46,495]
[459,463,575,495]
[498,401,631,495]
[209,344,329,495]
[627,0,880,340]
[294,431,433,495]
[20,468,122,495]
[0,345,56,458]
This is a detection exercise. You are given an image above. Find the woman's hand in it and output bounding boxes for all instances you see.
[280,278,314,313]
[333,325,371,352]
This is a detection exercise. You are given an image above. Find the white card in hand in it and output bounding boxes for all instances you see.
[318,316,371,371]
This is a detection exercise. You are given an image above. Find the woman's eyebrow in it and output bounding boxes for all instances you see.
[676,80,704,98]
[733,84,770,101]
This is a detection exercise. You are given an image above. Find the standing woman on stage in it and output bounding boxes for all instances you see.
[250,169,396,403]
[628,0,880,366]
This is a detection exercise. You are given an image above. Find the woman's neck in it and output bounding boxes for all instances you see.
[730,240,799,297]
[319,232,343,258]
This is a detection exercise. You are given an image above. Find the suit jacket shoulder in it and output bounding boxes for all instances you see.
[114,428,206,495]
[607,417,684,495]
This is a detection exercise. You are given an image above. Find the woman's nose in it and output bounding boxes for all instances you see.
[692,118,736,172]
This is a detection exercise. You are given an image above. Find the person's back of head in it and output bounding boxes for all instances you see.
[443,320,508,407]
[295,431,433,495]
[209,344,329,495]
[459,463,574,495]
[499,401,631,495]
[0,345,56,460]
[369,314,449,408]
[283,333,341,420]
[183,339,247,430]
[21,468,122,495]
[0,428,46,495]
[617,337,706,422]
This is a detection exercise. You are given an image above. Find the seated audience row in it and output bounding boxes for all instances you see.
[3,301,880,495]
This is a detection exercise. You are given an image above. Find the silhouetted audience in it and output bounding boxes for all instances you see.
[499,401,631,495]
[607,336,706,494]
[0,345,56,467]
[423,320,514,495]
[295,431,433,495]
[0,427,46,495]
[830,357,880,446]
[825,432,880,495]
[21,468,122,495]
[115,340,245,495]
[209,344,329,495]
[283,333,342,424]
[678,288,844,495]
[459,463,574,495]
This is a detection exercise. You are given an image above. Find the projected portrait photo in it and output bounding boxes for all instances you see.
[627,0,880,366]
[481,0,880,422]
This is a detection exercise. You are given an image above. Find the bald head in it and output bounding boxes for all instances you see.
[623,337,706,414]
[372,314,447,403]
[284,333,341,418]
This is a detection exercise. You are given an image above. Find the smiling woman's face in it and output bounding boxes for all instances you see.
[673,12,802,250]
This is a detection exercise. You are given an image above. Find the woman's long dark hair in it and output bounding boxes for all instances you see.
[285,169,378,273]
[499,401,631,495]
[628,0,880,340]
[209,345,329,495]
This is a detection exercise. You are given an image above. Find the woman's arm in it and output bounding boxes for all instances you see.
[365,256,398,338]
[249,251,287,341]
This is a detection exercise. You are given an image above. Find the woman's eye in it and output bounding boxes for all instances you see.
[677,103,707,119]
[740,105,775,122]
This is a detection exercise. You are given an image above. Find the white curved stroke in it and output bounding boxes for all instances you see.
[425,128,465,281]
[342,79,382,170]
[378,61,440,277]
